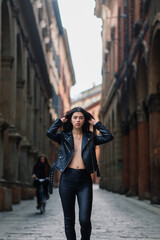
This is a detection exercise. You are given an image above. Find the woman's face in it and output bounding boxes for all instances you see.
[40,157,45,164]
[71,112,85,129]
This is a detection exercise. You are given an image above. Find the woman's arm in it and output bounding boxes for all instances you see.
[46,118,63,144]
[93,121,114,145]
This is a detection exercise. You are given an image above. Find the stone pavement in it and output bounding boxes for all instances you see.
[0,184,160,240]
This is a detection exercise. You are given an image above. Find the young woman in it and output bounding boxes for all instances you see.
[46,107,113,240]
[32,155,51,209]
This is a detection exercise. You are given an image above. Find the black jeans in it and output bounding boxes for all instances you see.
[59,167,93,240]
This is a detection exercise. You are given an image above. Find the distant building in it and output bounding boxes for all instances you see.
[95,0,160,204]
[0,0,75,211]
[72,84,102,182]
[72,84,101,120]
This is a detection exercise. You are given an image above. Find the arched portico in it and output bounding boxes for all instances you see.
[1,0,22,205]
[148,22,160,203]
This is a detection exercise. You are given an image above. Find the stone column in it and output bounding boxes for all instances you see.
[0,114,8,182]
[111,138,115,191]
[0,115,12,211]
[0,56,14,122]
[148,94,160,204]
[137,106,150,199]
[6,126,22,204]
[107,141,111,190]
[122,123,129,193]
[114,124,123,193]
[128,113,138,196]
[19,137,31,200]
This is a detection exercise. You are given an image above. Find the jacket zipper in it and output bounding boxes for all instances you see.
[65,138,73,147]
[62,138,74,172]
[64,141,71,153]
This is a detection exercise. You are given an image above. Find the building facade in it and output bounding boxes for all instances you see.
[0,0,75,211]
[95,0,160,204]
[48,1,75,186]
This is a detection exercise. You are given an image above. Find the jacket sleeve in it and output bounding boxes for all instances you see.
[46,118,63,144]
[93,121,114,145]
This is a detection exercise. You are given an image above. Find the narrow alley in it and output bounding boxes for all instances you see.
[0,185,160,240]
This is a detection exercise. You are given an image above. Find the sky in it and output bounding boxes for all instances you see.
[58,0,102,99]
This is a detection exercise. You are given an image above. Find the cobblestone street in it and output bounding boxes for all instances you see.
[0,185,160,240]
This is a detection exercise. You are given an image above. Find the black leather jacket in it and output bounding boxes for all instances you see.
[46,118,114,194]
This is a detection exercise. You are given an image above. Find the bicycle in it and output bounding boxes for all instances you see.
[36,177,48,214]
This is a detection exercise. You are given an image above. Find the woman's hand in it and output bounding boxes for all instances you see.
[61,115,68,123]
[88,118,97,125]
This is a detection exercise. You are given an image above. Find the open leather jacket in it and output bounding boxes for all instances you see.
[46,118,114,194]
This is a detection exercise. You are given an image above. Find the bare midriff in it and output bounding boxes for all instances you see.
[68,136,85,169]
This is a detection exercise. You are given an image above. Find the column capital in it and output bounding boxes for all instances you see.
[137,105,148,122]
[147,94,160,113]
[8,126,22,143]
[1,56,14,69]
[20,137,31,150]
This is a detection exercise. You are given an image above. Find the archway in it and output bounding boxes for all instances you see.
[148,24,160,203]
[149,29,160,94]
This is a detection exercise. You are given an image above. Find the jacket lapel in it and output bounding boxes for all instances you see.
[82,132,91,152]
[64,131,92,152]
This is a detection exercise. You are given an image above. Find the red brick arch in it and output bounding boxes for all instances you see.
[149,19,160,94]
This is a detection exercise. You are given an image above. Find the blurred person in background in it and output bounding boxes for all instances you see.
[32,155,51,209]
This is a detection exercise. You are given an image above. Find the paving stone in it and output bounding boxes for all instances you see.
[0,185,160,239]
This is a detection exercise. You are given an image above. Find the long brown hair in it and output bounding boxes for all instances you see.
[62,107,96,138]
[36,155,51,176]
